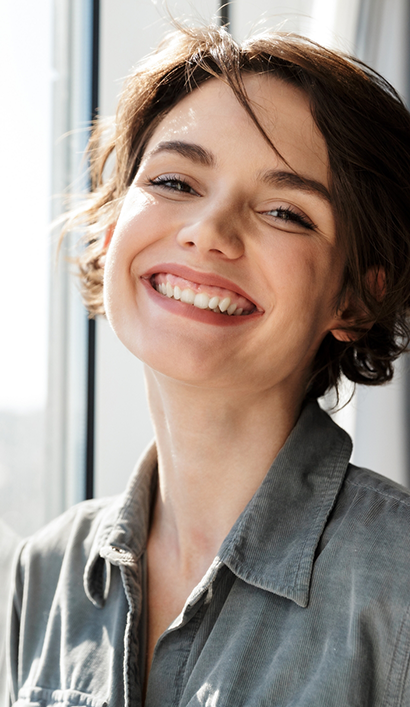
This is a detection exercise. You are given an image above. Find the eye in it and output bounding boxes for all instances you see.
[149,174,198,195]
[262,205,316,232]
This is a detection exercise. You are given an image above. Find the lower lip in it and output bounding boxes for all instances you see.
[141,278,262,327]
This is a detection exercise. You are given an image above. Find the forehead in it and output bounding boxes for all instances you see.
[142,73,329,187]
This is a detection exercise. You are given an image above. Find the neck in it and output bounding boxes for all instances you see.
[145,366,304,579]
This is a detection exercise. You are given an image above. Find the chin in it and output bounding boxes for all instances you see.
[115,323,225,384]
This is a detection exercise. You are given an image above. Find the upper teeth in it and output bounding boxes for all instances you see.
[156,281,245,316]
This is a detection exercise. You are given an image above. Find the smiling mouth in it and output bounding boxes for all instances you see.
[150,273,258,316]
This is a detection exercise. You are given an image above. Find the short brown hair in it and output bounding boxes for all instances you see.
[65,24,410,399]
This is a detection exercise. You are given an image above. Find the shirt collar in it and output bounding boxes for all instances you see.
[219,400,352,607]
[84,401,352,609]
[84,441,157,607]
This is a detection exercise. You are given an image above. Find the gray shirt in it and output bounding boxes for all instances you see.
[7,401,410,706]
[0,521,20,707]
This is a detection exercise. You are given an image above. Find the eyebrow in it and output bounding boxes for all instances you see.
[260,170,332,204]
[146,140,215,167]
[146,140,331,203]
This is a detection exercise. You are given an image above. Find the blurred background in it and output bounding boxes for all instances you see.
[1,0,410,687]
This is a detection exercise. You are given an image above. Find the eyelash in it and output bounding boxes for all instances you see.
[149,175,316,231]
[264,207,316,231]
[149,175,196,194]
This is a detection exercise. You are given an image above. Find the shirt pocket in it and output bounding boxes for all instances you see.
[13,686,107,707]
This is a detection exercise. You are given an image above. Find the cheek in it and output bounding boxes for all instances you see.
[260,238,320,300]
[103,231,139,326]
[104,194,157,292]
[259,238,342,336]
[114,187,165,250]
[103,247,127,327]
[103,201,174,333]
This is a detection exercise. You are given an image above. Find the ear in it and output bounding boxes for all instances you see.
[330,326,361,343]
[330,267,386,343]
[103,223,116,250]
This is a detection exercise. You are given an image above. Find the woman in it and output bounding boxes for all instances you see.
[8,25,410,707]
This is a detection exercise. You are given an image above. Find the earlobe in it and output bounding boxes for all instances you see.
[330,318,373,343]
[330,328,356,342]
[329,292,366,343]
[329,300,372,343]
[329,266,386,343]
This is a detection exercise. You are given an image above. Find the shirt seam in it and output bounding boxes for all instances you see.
[345,479,410,508]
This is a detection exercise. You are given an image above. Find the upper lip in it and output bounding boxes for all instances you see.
[141,263,263,311]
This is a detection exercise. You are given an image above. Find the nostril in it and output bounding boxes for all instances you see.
[177,224,244,258]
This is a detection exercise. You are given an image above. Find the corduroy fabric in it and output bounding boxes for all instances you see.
[7,401,410,706]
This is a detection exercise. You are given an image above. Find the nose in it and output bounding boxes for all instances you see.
[176,202,245,260]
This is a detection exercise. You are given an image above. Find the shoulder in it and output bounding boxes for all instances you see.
[344,463,410,505]
[342,463,410,528]
[16,495,121,585]
[8,497,128,706]
[321,463,410,569]
[316,464,410,638]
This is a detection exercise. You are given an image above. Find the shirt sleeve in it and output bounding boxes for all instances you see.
[6,539,28,706]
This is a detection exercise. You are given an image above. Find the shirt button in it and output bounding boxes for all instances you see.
[110,545,126,553]
[99,544,136,566]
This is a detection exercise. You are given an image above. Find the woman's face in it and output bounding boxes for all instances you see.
[104,74,346,396]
